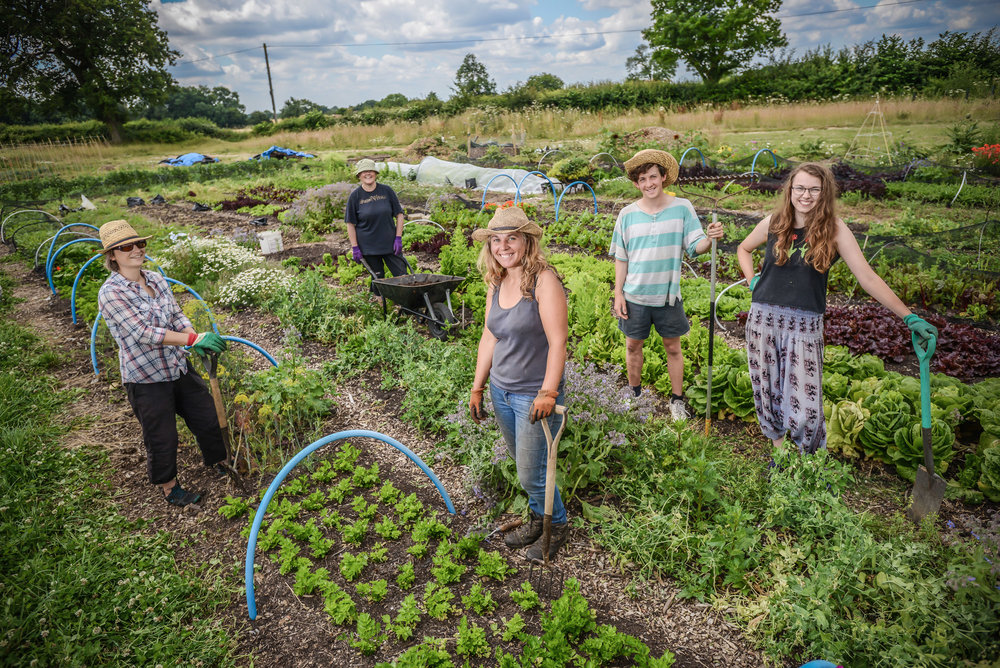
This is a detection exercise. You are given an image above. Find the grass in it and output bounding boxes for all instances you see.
[0,288,237,666]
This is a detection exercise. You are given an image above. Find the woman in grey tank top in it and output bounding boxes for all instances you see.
[467,206,570,564]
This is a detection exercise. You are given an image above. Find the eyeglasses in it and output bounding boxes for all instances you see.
[790,186,822,196]
[114,240,147,253]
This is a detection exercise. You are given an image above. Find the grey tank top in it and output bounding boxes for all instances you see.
[487,280,551,394]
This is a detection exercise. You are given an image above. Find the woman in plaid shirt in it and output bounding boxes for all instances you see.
[97,220,230,507]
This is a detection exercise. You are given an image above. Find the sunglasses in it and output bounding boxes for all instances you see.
[114,240,147,253]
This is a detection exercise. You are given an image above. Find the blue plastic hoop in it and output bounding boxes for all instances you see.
[45,223,99,276]
[679,147,707,167]
[750,149,778,175]
[554,181,598,223]
[479,174,520,211]
[221,336,279,368]
[245,430,455,619]
[48,238,101,294]
[514,171,557,205]
[70,254,104,324]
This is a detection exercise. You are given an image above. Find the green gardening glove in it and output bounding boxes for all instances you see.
[903,314,937,347]
[189,331,227,355]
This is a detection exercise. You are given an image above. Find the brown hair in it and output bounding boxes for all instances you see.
[476,232,556,300]
[103,250,120,273]
[769,162,839,273]
[627,162,666,183]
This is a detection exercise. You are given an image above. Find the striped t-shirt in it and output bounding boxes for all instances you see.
[608,197,706,307]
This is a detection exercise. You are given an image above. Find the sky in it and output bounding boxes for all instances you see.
[157,0,1000,113]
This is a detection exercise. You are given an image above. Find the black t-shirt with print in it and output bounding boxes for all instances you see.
[344,183,403,255]
[752,229,838,314]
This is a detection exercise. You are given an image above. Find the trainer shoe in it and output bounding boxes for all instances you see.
[525,523,570,564]
[164,484,201,507]
[504,511,544,549]
[668,397,689,421]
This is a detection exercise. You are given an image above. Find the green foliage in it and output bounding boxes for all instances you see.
[356,579,389,603]
[549,156,593,184]
[475,549,517,582]
[339,552,368,581]
[293,565,330,596]
[396,562,416,590]
[889,418,956,480]
[510,582,541,611]
[422,582,455,620]
[389,594,422,641]
[452,53,496,99]
[455,616,490,658]
[375,516,402,540]
[351,613,386,655]
[462,582,497,615]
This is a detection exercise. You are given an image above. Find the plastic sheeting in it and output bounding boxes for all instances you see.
[375,156,560,195]
[159,152,219,166]
[251,145,316,160]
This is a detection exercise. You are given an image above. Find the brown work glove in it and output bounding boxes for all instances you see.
[529,389,559,424]
[469,386,487,424]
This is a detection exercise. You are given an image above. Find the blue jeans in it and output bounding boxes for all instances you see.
[490,381,567,524]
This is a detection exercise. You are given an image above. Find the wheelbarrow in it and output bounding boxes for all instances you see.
[360,258,465,340]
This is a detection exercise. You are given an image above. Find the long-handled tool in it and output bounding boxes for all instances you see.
[529,405,568,598]
[906,330,945,523]
[705,213,718,436]
[203,351,251,494]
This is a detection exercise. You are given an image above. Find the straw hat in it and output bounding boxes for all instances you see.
[471,206,543,242]
[354,158,377,176]
[624,148,679,185]
[99,220,151,252]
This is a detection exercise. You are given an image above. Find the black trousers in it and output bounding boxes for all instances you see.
[125,363,227,485]
[364,253,409,293]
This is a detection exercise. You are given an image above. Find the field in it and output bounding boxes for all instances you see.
[2,99,999,667]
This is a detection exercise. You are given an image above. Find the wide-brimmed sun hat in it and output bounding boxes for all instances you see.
[624,148,679,185]
[99,219,151,252]
[354,158,377,176]
[471,205,543,242]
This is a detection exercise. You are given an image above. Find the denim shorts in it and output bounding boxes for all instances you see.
[618,298,690,340]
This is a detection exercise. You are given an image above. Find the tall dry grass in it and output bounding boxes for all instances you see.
[0,136,110,181]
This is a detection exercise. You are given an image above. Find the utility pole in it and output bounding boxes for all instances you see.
[263,43,277,123]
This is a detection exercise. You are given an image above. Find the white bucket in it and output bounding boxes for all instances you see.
[258,230,283,255]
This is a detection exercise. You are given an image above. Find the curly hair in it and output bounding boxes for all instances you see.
[476,232,555,300]
[627,162,666,182]
[769,162,839,273]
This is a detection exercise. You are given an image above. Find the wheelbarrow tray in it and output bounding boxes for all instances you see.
[373,273,465,310]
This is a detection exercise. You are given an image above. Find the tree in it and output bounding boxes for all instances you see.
[280,98,327,118]
[144,85,247,128]
[625,44,677,81]
[524,73,564,91]
[0,0,178,141]
[451,54,496,99]
[643,0,787,85]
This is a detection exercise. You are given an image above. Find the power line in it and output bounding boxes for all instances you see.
[173,0,943,64]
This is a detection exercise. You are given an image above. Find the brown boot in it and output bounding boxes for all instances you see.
[504,512,543,549]
[525,522,569,563]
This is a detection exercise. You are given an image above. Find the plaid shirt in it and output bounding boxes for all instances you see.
[98,270,193,384]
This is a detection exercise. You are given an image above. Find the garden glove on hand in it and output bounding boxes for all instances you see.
[529,390,559,424]
[748,275,759,291]
[188,331,227,354]
[352,246,363,262]
[903,314,938,347]
[393,236,403,256]
[469,387,486,424]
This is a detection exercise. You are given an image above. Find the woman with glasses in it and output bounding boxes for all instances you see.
[736,163,937,454]
[97,220,230,506]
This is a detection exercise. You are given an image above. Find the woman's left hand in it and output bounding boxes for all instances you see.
[393,236,403,255]
[706,221,724,240]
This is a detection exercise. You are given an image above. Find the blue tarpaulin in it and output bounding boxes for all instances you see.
[159,153,219,166]
[251,146,316,160]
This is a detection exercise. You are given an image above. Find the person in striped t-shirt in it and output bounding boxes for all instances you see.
[609,149,724,420]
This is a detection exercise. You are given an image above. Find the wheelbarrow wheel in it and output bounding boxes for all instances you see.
[427,302,458,340]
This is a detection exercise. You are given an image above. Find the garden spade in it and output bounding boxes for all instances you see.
[529,405,568,598]
[203,351,250,494]
[705,214,718,436]
[905,329,945,524]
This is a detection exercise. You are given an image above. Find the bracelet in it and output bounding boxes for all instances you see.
[187,332,197,346]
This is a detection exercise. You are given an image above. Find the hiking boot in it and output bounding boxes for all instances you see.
[668,397,689,421]
[525,523,570,564]
[504,512,544,549]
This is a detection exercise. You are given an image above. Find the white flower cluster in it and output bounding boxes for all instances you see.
[216,267,297,308]
[158,236,263,283]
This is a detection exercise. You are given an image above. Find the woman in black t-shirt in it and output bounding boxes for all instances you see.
[344,158,407,283]
[736,162,937,454]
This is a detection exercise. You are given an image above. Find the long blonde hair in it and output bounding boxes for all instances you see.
[477,232,554,300]
[769,162,839,273]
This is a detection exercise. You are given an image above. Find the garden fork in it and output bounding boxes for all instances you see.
[528,405,568,599]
